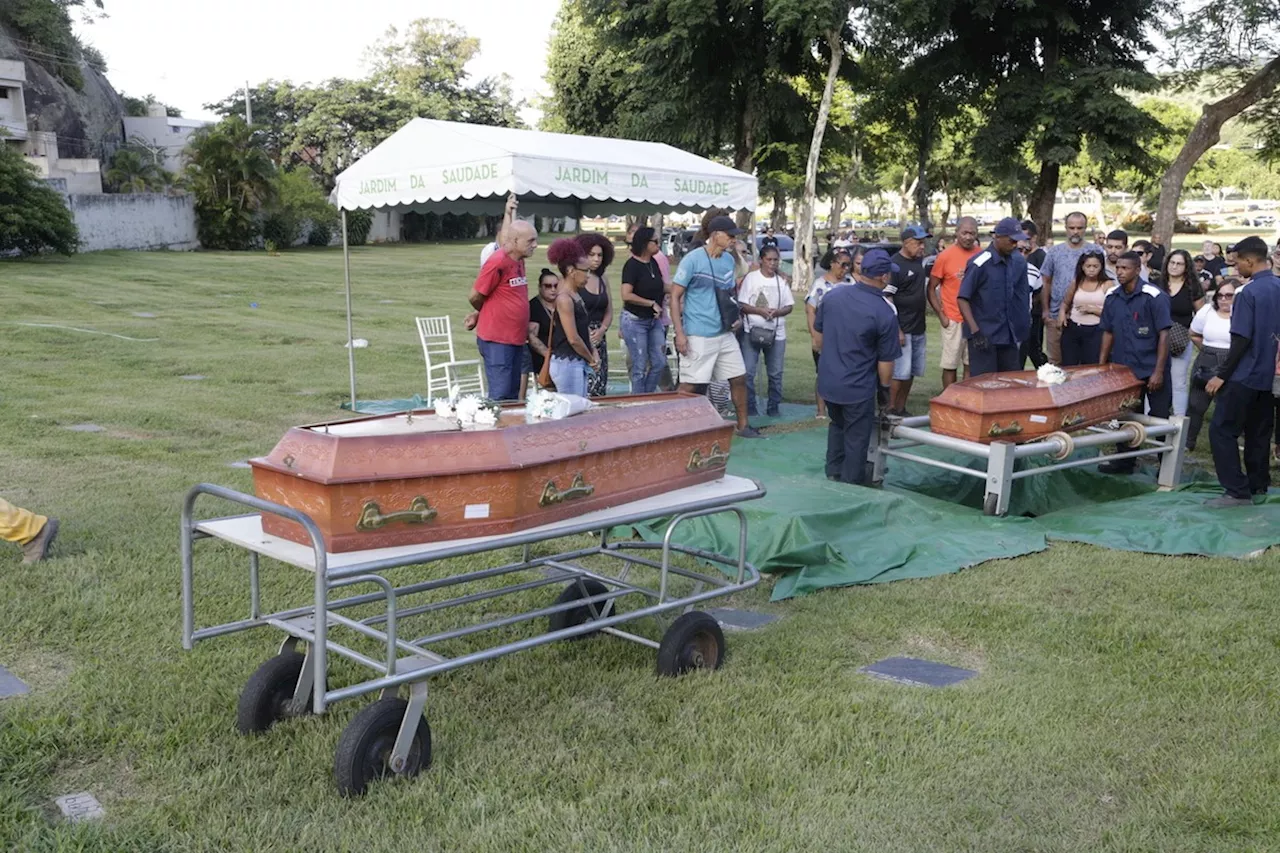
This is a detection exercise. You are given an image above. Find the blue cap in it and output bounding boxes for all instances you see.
[900,225,932,241]
[862,248,900,277]
[992,217,1030,240]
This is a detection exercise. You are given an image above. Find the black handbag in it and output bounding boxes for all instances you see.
[715,286,741,333]
[745,275,782,348]
[1168,322,1191,357]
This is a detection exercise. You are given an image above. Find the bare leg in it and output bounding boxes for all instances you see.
[942,369,957,389]
[728,375,750,430]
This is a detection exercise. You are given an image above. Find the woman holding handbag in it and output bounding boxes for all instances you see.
[526,269,559,383]
[544,239,599,396]
[737,245,794,417]
[1185,279,1235,451]
[1162,249,1206,417]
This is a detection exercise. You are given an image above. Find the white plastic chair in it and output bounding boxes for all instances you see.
[415,316,486,399]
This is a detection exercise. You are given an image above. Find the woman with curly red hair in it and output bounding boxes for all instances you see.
[575,232,614,396]
[545,238,600,396]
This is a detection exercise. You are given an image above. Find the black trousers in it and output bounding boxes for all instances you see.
[826,400,875,485]
[1209,381,1274,499]
[969,343,1022,377]
[1185,347,1228,448]
[1110,374,1172,472]
[1020,309,1047,369]
[1061,322,1103,367]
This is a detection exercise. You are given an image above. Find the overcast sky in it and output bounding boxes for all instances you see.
[73,0,560,125]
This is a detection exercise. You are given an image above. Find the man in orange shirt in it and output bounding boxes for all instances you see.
[927,216,981,388]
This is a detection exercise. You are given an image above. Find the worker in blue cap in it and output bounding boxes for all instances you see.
[815,248,902,484]
[956,217,1032,376]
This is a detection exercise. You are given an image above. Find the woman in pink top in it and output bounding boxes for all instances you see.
[1058,250,1113,366]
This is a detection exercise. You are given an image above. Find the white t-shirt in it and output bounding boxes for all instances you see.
[1190,303,1233,349]
[479,241,499,267]
[739,270,796,341]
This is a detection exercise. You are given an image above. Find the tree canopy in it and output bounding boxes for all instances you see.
[0,139,79,255]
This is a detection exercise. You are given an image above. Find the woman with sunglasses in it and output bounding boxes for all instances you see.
[545,239,600,396]
[1185,278,1237,451]
[526,268,559,383]
[806,248,853,418]
[619,227,669,393]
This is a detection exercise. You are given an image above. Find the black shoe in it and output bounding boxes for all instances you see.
[1205,495,1253,508]
[736,426,763,439]
[766,408,780,417]
[1097,461,1135,475]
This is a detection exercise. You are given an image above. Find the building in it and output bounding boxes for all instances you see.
[0,57,103,193]
[0,58,29,144]
[122,103,210,173]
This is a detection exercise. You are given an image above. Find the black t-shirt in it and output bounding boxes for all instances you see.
[761,235,779,251]
[580,276,610,325]
[1204,256,1226,279]
[528,297,554,374]
[621,257,665,319]
[1028,247,1046,269]
[890,251,928,335]
[1167,277,1205,329]
[552,295,591,360]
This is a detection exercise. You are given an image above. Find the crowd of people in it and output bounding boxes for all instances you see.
[466,198,1280,506]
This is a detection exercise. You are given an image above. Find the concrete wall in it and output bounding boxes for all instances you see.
[67,192,198,252]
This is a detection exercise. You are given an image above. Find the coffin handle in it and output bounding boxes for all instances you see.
[1118,395,1142,411]
[1061,412,1086,429]
[687,442,731,472]
[987,421,1023,438]
[356,496,437,530]
[540,473,595,508]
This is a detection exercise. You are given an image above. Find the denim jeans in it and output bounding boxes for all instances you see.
[1170,343,1193,417]
[549,356,588,397]
[741,335,786,415]
[620,312,667,393]
[475,337,523,401]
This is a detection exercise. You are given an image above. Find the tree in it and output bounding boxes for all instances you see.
[121,93,183,118]
[104,146,171,193]
[0,139,78,255]
[183,117,277,250]
[0,0,106,90]
[261,170,338,249]
[1153,0,1280,247]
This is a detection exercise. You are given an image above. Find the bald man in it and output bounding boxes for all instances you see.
[468,219,538,400]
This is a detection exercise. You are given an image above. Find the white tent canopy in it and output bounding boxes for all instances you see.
[331,119,758,215]
[332,120,758,409]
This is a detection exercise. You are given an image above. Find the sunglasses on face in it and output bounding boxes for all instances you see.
[574,265,590,273]
[1221,292,1235,299]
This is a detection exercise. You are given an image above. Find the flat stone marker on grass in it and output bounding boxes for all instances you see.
[132,312,157,318]
[0,665,30,699]
[180,374,206,381]
[228,461,251,469]
[706,608,780,631]
[859,657,977,688]
[55,792,105,823]
[64,423,105,433]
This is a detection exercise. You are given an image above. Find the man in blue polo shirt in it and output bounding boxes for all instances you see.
[815,248,902,484]
[1204,235,1280,506]
[957,217,1031,376]
[1098,251,1173,474]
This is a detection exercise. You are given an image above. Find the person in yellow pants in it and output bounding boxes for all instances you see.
[1,498,58,564]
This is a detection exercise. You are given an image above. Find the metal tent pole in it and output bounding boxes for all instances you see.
[342,209,357,412]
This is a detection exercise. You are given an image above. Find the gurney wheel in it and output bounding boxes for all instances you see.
[982,493,1000,517]
[656,612,725,677]
[334,697,431,798]
[548,579,612,638]
[236,651,315,735]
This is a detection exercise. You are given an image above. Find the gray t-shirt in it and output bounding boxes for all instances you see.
[1040,241,1095,315]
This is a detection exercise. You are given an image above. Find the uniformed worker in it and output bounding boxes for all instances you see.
[1204,235,1280,507]
[1098,251,1173,474]
[957,217,1031,376]
[815,248,902,485]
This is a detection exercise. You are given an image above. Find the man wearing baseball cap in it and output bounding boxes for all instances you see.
[815,248,902,484]
[956,217,1032,376]
[671,214,761,438]
[887,225,932,416]
[1204,235,1280,506]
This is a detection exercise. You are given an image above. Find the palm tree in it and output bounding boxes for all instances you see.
[182,117,278,249]
[105,147,170,193]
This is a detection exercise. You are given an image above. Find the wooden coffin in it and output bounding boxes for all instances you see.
[250,393,735,552]
[929,364,1145,444]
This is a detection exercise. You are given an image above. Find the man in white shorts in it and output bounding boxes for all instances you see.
[671,215,761,438]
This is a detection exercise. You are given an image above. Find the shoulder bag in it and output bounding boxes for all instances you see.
[536,306,557,391]
[1168,321,1190,357]
[747,276,782,349]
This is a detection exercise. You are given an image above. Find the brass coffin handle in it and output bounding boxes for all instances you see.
[356,496,437,530]
[687,442,730,472]
[988,421,1023,438]
[540,473,594,508]
[1119,395,1142,411]
[1061,412,1085,428]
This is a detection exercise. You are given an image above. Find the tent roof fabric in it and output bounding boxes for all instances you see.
[331,119,757,213]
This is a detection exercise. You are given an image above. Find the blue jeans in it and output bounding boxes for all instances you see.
[740,335,786,415]
[549,356,588,397]
[476,338,523,401]
[1170,343,1193,417]
[620,312,667,393]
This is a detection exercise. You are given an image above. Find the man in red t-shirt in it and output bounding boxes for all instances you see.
[927,216,981,389]
[468,219,537,400]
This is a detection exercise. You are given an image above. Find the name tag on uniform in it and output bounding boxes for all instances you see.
[1137,326,1150,335]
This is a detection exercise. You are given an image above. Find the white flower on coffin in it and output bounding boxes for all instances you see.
[433,398,454,419]
[472,408,498,427]
[454,395,482,422]
[1037,363,1068,386]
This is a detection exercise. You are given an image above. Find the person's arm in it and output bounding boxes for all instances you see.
[466,261,500,326]
[1149,330,1169,390]
[877,360,894,388]
[527,320,549,357]
[957,297,979,336]
[1208,333,1252,395]
[1099,331,1113,365]
[806,301,822,352]
[1059,281,1078,325]
[556,297,596,364]
[494,193,517,247]
[669,283,689,355]
[927,271,948,327]
[600,276,612,336]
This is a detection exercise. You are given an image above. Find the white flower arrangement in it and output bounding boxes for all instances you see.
[1036,363,1068,386]
[527,386,594,420]
[432,385,502,428]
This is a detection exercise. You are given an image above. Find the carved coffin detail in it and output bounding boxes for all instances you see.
[929,364,1145,444]
[250,393,735,551]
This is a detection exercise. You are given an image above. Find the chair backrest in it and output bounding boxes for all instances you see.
[416,316,458,397]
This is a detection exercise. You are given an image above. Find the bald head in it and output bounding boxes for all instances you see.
[955,217,978,250]
[506,219,538,260]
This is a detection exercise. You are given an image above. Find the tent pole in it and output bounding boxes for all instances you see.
[342,209,357,412]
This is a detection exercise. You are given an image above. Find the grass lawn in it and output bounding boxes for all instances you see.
[2,242,1279,852]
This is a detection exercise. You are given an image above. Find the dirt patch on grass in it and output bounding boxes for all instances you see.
[900,632,987,672]
[45,755,142,822]
[6,649,75,694]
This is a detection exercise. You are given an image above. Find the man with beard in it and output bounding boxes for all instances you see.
[928,216,981,388]
[887,225,931,415]
[1038,211,1093,365]
[1104,230,1130,278]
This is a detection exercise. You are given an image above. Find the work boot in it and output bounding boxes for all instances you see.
[21,518,59,564]
[1204,495,1253,508]
[736,426,763,439]
[1096,461,1135,475]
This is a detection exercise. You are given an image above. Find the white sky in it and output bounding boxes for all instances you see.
[73,0,560,125]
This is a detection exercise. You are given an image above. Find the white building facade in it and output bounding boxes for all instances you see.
[122,103,210,173]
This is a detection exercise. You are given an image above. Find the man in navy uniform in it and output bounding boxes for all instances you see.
[956,217,1031,376]
[1098,251,1172,474]
[1204,236,1280,506]
[815,248,902,485]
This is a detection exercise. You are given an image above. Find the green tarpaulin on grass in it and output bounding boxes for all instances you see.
[629,427,1280,601]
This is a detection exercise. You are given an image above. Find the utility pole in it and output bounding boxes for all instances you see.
[244,81,252,124]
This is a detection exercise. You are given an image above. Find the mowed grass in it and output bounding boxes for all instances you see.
[2,242,1279,852]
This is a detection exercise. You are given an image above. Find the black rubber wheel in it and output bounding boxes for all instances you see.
[334,697,431,797]
[547,579,611,637]
[236,652,314,735]
[656,611,726,677]
[982,492,1000,517]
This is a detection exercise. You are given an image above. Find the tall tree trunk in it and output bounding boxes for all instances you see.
[897,171,919,229]
[1027,161,1059,243]
[771,189,788,232]
[1090,188,1110,233]
[1155,56,1280,248]
[828,171,851,234]
[796,28,844,280]
[914,106,933,230]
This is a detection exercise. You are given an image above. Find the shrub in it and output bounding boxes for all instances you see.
[259,170,337,249]
[1173,218,1207,234]
[1121,213,1154,232]
[261,213,299,248]
[184,118,276,250]
[0,141,78,256]
[346,209,373,246]
[307,222,332,246]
